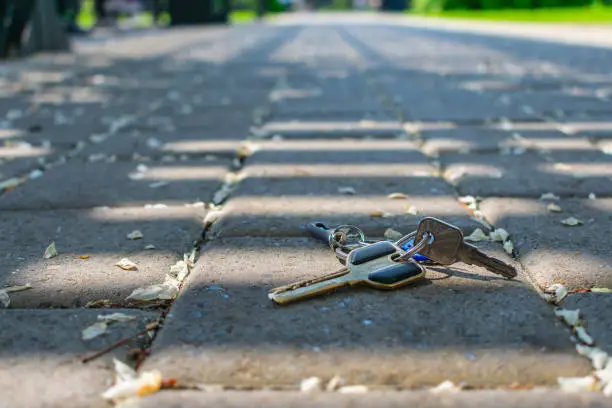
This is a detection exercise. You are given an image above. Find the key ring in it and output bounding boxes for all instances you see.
[329,225,367,249]
[396,232,432,262]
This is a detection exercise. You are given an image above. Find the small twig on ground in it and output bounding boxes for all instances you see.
[81,321,160,364]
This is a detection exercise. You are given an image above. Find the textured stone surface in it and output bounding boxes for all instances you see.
[480,198,612,289]
[254,120,406,140]
[0,206,204,307]
[562,293,612,355]
[0,159,228,210]
[0,309,158,408]
[144,237,588,388]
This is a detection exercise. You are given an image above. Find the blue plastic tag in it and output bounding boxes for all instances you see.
[400,239,430,262]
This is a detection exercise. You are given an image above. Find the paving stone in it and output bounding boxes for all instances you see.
[269,109,397,122]
[0,309,158,408]
[0,206,204,307]
[143,237,588,388]
[255,120,406,140]
[563,293,612,354]
[507,91,610,116]
[440,150,612,198]
[504,131,595,154]
[479,198,612,290]
[419,127,512,155]
[139,390,610,408]
[213,140,479,237]
[0,159,229,210]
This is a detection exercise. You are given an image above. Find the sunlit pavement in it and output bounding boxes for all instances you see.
[1,13,612,407]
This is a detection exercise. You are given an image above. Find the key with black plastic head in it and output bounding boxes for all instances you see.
[408,217,517,279]
[268,241,426,305]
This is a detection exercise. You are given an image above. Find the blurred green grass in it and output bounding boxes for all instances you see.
[410,4,612,23]
[76,0,256,28]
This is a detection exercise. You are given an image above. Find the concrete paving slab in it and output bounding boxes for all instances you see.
[143,237,588,388]
[563,293,612,354]
[139,390,610,408]
[0,206,205,307]
[0,159,229,210]
[1,309,158,408]
[419,127,512,155]
[440,151,612,198]
[255,120,406,140]
[479,198,612,290]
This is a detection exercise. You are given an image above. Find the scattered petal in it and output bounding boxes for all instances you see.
[143,244,156,250]
[603,381,612,397]
[503,240,515,255]
[149,181,169,189]
[338,186,356,195]
[430,380,462,393]
[489,228,509,242]
[405,205,419,215]
[595,364,612,385]
[576,344,609,370]
[28,169,44,179]
[544,284,568,304]
[540,193,560,201]
[589,193,597,200]
[547,203,562,213]
[126,230,143,240]
[115,258,138,271]
[88,153,106,163]
[84,299,112,308]
[144,203,167,209]
[82,321,108,341]
[370,210,392,218]
[146,138,162,149]
[98,313,136,323]
[126,278,179,302]
[384,228,404,241]
[555,308,581,326]
[102,359,162,402]
[5,284,32,293]
[459,195,478,210]
[73,254,90,259]
[169,259,190,283]
[557,376,598,392]
[561,217,583,227]
[575,327,595,346]
[0,177,24,190]
[300,377,322,393]
[326,375,345,392]
[465,228,488,242]
[387,192,407,199]
[338,385,368,394]
[43,241,57,259]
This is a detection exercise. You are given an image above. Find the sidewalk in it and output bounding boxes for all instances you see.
[1,15,612,407]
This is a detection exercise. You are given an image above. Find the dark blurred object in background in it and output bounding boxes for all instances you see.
[168,0,229,24]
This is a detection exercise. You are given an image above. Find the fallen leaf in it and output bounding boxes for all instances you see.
[591,288,612,293]
[29,169,44,179]
[143,244,156,250]
[489,228,509,242]
[540,192,560,201]
[300,377,322,393]
[84,299,111,308]
[459,195,478,210]
[555,308,581,326]
[0,177,24,190]
[387,192,407,199]
[144,203,167,209]
[370,210,392,218]
[126,278,179,302]
[43,241,57,259]
[557,376,598,392]
[576,345,609,370]
[465,228,488,242]
[589,193,597,200]
[595,364,612,386]
[0,290,9,308]
[405,205,419,215]
[575,327,595,346]
[547,203,562,213]
[82,321,108,341]
[73,254,90,259]
[169,259,190,283]
[430,380,462,393]
[561,217,583,227]
[503,240,515,255]
[102,359,162,402]
[326,375,345,392]
[338,186,356,195]
[115,258,138,271]
[98,313,136,323]
[384,228,404,241]
[149,181,169,189]
[4,284,32,294]
[338,385,368,394]
[126,230,143,240]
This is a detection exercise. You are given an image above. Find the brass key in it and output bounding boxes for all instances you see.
[404,217,517,279]
[269,241,426,305]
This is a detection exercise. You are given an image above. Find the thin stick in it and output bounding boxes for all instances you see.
[81,322,160,364]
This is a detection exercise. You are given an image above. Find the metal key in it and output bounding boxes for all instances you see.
[403,217,517,279]
[268,241,426,305]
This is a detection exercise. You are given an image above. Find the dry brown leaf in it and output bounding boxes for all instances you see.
[5,284,32,293]
[387,192,407,200]
[43,241,57,259]
[115,258,137,271]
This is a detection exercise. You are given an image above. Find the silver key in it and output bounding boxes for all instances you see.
[406,217,517,279]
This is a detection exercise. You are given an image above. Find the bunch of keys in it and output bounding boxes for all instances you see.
[268,217,517,305]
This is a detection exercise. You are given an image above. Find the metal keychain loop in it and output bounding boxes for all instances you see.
[396,232,432,262]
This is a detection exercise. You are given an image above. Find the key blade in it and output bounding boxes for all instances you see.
[458,243,517,279]
[269,270,352,305]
